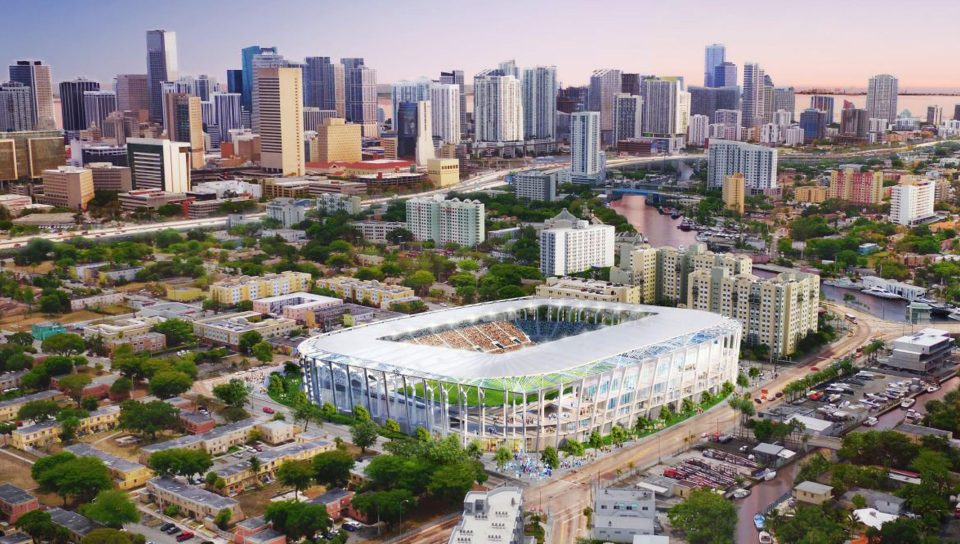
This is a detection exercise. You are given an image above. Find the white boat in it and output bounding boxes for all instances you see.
[864,416,879,427]
[754,513,766,530]
[927,384,941,393]
[759,531,774,544]
[900,398,916,409]
[949,309,960,322]
[861,286,903,300]
[824,277,862,289]
[763,469,777,481]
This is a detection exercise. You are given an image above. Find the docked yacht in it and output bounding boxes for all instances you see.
[861,286,903,300]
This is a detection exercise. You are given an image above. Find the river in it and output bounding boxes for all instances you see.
[735,461,799,543]
[608,195,699,247]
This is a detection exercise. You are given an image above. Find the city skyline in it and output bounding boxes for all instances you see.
[3,0,960,90]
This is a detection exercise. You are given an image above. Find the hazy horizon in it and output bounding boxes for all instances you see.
[4,0,960,90]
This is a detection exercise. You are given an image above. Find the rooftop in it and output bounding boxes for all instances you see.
[795,481,833,495]
[65,443,146,474]
[298,297,737,392]
[47,507,98,535]
[0,483,35,505]
[149,477,239,510]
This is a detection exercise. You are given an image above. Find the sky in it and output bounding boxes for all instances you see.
[3,0,960,91]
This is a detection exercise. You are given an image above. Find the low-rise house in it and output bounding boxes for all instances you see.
[0,370,26,393]
[256,421,298,445]
[233,517,284,544]
[69,292,126,311]
[180,411,217,434]
[213,440,333,496]
[841,488,906,515]
[793,481,834,505]
[591,487,657,543]
[51,375,119,401]
[0,484,39,523]
[192,312,298,348]
[0,390,63,421]
[307,488,355,522]
[105,332,167,354]
[166,285,205,302]
[314,277,415,308]
[140,418,258,463]
[47,507,99,543]
[78,404,121,433]
[65,443,153,490]
[147,477,244,524]
[97,267,143,285]
[0,532,32,544]
[252,292,342,324]
[10,421,61,450]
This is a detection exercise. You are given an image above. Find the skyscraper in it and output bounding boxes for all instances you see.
[0,82,35,132]
[163,93,204,167]
[9,60,54,129]
[498,60,520,79]
[415,101,435,166]
[927,105,943,126]
[241,46,277,111]
[772,88,796,122]
[840,108,870,139]
[713,62,737,88]
[741,63,765,129]
[250,51,288,133]
[809,95,835,124]
[704,44,725,87]
[146,30,178,122]
[642,78,680,136]
[522,66,558,141]
[799,108,827,143]
[342,58,378,137]
[226,70,243,95]
[193,75,215,101]
[304,57,345,119]
[212,92,243,145]
[115,74,149,115]
[621,73,642,96]
[430,83,461,145]
[570,111,603,183]
[439,70,466,137]
[866,74,898,125]
[473,69,523,143]
[256,67,304,176]
[59,78,100,132]
[395,101,418,157]
[83,90,117,131]
[391,78,433,127]
[689,86,740,121]
[588,69,622,143]
[707,140,777,192]
[613,94,642,142]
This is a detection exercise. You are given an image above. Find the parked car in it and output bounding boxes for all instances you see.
[159,524,174,532]
[176,532,194,542]
[262,406,275,414]
[863,416,879,427]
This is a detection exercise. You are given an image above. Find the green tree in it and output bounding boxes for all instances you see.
[588,429,603,450]
[770,504,847,544]
[428,460,482,505]
[312,450,355,488]
[668,488,737,544]
[149,448,213,478]
[34,455,113,504]
[15,510,61,544]
[109,377,132,400]
[212,378,249,409]
[151,319,195,346]
[238,331,263,354]
[18,399,61,422]
[264,500,330,541]
[8,331,35,345]
[383,418,401,434]
[351,489,415,525]
[541,446,560,469]
[350,419,379,453]
[402,270,436,296]
[148,370,192,399]
[251,342,274,362]
[81,396,99,411]
[277,460,314,499]
[214,508,232,529]
[560,439,585,457]
[495,447,512,471]
[80,489,140,528]
[58,374,92,406]
[118,400,180,438]
[41,333,86,355]
[80,528,137,544]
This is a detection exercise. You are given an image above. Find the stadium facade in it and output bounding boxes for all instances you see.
[298,298,741,451]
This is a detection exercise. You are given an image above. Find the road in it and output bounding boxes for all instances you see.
[530,304,876,543]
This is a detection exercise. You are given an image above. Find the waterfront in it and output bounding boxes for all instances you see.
[608,195,699,247]
[793,93,959,123]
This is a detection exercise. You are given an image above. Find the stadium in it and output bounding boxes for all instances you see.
[298,298,742,451]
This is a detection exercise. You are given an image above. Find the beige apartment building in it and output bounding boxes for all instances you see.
[163,93,205,168]
[427,158,460,187]
[794,185,828,203]
[536,277,640,304]
[41,166,94,210]
[686,268,820,356]
[314,277,415,307]
[147,478,243,523]
[87,162,133,192]
[257,67,304,176]
[212,440,333,496]
[311,118,361,163]
[828,168,883,205]
[209,270,312,305]
[722,173,745,215]
[192,311,297,348]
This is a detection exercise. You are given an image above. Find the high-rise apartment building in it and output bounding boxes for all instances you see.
[704,44,725,87]
[115,74,149,115]
[406,195,485,247]
[474,69,523,143]
[689,86,740,121]
[395,101,418,158]
[799,108,827,143]
[342,58,378,137]
[439,70,466,137]
[0,82,35,132]
[828,168,883,205]
[212,92,243,144]
[713,62,737,88]
[687,268,819,356]
[927,105,943,125]
[312,118,361,163]
[741,63,765,129]
[241,46,277,112]
[126,138,191,192]
[613,94,643,142]
[391,78,432,128]
[772,88,796,122]
[866,74,898,126]
[514,168,561,202]
[59,79,100,132]
[570,111,604,183]
[687,114,709,147]
[83,91,117,132]
[146,30,178,122]
[642,78,683,136]
[707,140,777,192]
[41,166,94,210]
[809,95,835,124]
[840,108,870,139]
[588,69,622,143]
[539,209,615,276]
[256,67,304,177]
[890,176,936,226]
[722,173,745,215]
[522,66,558,141]
[163,93,204,167]
[713,109,742,140]
[9,60,55,129]
[430,83,460,145]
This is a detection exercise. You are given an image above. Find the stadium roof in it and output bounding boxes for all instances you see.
[298,298,739,392]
